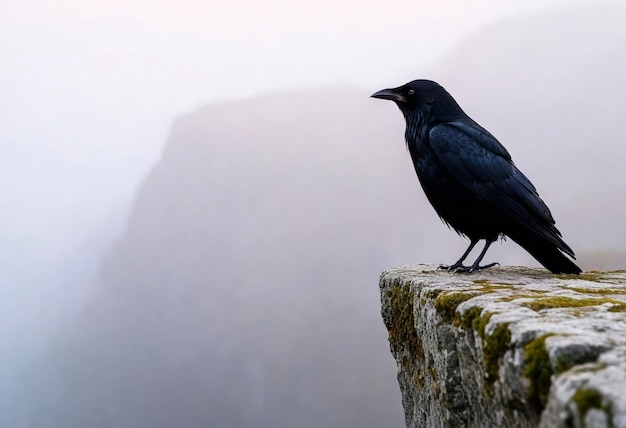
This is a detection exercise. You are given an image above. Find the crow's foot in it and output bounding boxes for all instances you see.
[453,262,499,274]
[438,262,466,271]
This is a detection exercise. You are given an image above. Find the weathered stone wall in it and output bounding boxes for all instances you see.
[380,265,626,428]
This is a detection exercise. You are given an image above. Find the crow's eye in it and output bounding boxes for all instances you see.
[407,89,415,95]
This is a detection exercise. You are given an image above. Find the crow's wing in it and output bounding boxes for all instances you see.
[428,122,574,256]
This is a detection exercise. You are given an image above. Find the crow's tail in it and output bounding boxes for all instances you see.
[507,228,582,274]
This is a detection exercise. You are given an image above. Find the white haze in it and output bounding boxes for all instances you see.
[0,0,617,422]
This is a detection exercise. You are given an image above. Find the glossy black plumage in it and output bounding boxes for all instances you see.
[372,79,581,274]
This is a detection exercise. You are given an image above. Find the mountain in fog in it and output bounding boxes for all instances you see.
[7,3,626,428]
[9,88,419,428]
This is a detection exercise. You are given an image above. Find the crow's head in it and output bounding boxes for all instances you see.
[371,79,463,125]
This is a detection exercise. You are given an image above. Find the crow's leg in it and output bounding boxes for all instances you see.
[438,239,479,271]
[454,239,499,273]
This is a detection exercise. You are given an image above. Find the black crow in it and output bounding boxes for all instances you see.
[372,79,581,274]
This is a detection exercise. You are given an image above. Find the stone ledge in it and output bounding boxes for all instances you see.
[379,265,626,428]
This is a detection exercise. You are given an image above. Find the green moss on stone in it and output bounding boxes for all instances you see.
[523,334,555,410]
[572,388,609,421]
[569,287,626,295]
[424,288,443,299]
[483,284,515,292]
[455,305,482,329]
[434,291,480,321]
[483,322,511,383]
[388,284,423,363]
[475,312,495,339]
[555,352,574,374]
[557,271,604,282]
[496,293,541,302]
[608,303,626,312]
[523,296,626,312]
[455,305,510,386]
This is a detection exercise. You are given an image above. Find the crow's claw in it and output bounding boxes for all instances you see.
[438,263,466,272]
[453,262,500,274]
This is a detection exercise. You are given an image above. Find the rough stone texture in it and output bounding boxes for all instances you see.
[380,265,626,428]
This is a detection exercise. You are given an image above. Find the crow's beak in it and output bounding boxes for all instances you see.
[371,88,406,103]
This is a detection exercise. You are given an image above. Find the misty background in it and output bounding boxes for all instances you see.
[2,1,626,426]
